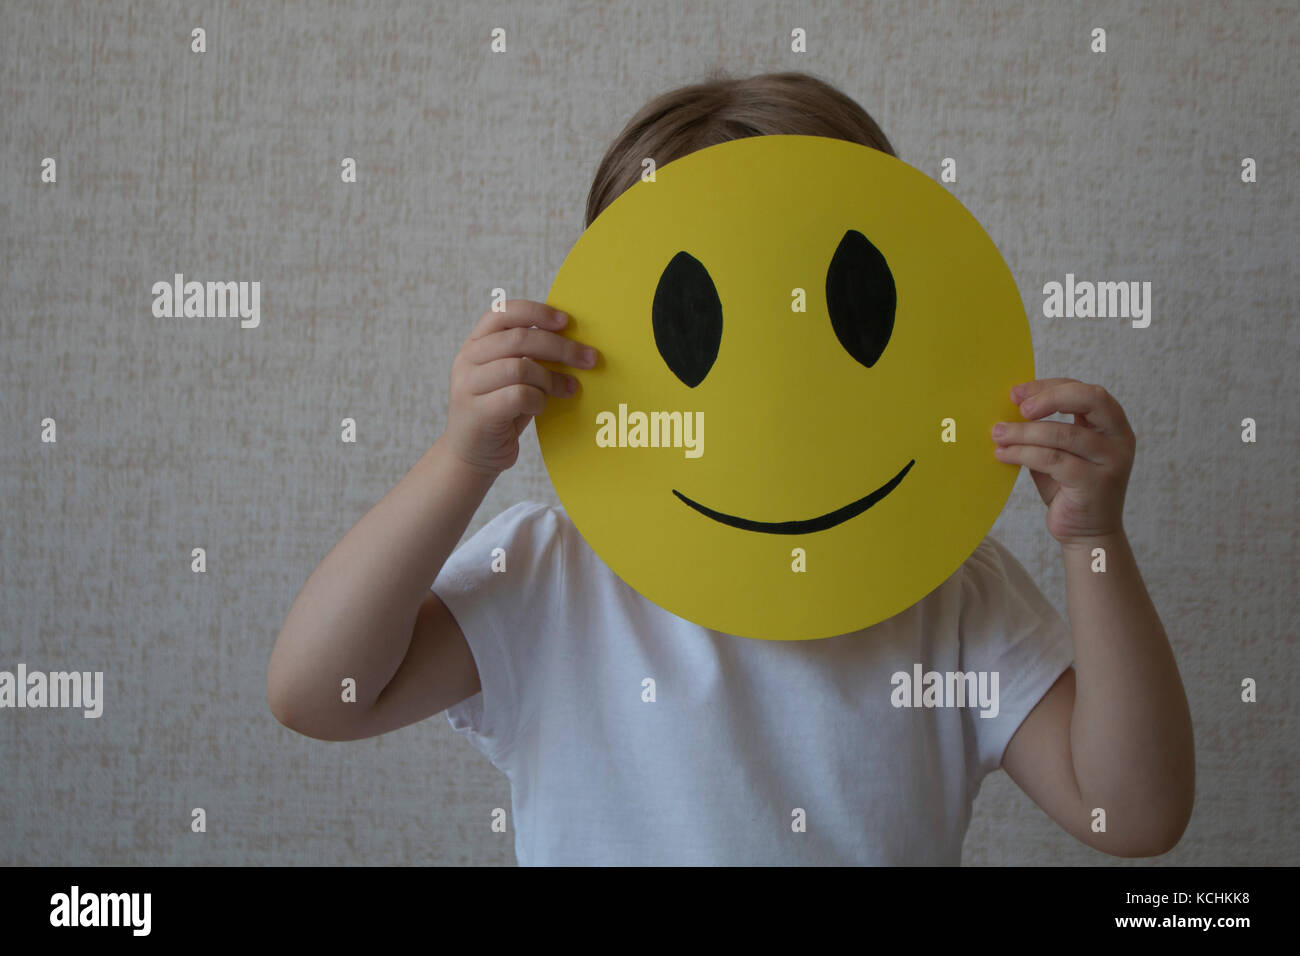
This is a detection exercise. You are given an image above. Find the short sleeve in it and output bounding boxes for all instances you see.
[431,501,562,764]
[957,536,1075,783]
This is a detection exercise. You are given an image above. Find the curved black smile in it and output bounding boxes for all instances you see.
[672,459,916,535]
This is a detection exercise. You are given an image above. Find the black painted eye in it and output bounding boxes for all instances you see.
[825,229,896,369]
[652,251,723,388]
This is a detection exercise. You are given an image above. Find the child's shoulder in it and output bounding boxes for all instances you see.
[490,499,570,529]
[956,533,1062,634]
[442,500,581,589]
[962,534,1035,586]
[473,499,578,552]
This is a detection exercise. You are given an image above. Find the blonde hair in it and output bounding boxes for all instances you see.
[585,70,896,228]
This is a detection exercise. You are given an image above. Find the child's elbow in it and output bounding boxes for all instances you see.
[1103,801,1194,858]
[1118,824,1187,858]
[267,672,320,738]
[268,681,305,733]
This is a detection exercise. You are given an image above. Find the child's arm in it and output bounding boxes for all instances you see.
[991,378,1195,856]
[267,301,596,741]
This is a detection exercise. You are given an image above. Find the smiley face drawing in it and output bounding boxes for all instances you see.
[536,135,1034,640]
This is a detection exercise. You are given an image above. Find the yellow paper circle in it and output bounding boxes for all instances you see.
[537,134,1033,640]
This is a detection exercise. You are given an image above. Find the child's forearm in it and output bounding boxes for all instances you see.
[267,436,496,733]
[1060,529,1195,847]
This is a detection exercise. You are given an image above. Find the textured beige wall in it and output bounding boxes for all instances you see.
[0,0,1294,865]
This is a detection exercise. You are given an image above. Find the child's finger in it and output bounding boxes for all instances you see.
[468,300,568,340]
[1018,381,1127,435]
[483,382,549,424]
[993,442,1091,485]
[992,420,1109,465]
[467,356,576,398]
[466,326,598,370]
[1009,378,1079,403]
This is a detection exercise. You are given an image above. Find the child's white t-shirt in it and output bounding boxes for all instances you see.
[432,501,1074,865]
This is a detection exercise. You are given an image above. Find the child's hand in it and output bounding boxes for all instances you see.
[990,378,1137,546]
[444,300,598,475]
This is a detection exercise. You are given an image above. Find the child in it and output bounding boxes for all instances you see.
[267,71,1194,865]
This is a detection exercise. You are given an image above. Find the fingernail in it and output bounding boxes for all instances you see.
[1021,400,1035,415]
[581,347,597,365]
[566,375,577,393]
[992,423,1005,438]
[554,310,568,325]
